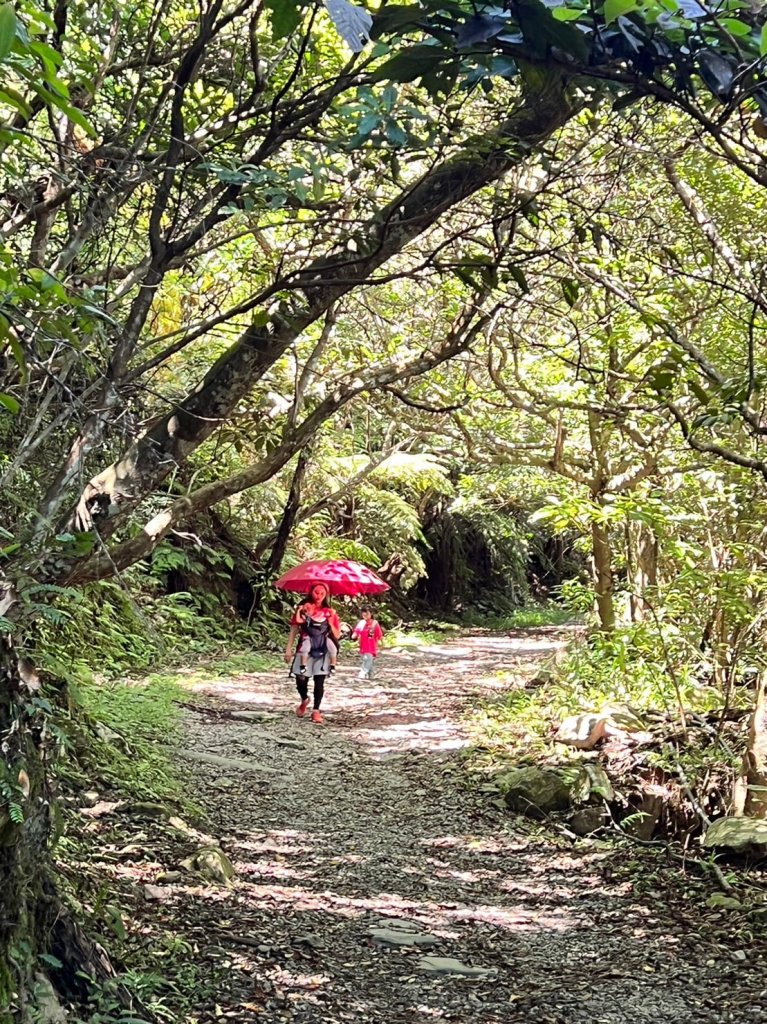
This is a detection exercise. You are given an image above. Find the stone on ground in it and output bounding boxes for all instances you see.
[418,956,495,977]
[369,926,439,948]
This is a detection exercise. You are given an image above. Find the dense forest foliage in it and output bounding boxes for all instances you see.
[2,0,767,1018]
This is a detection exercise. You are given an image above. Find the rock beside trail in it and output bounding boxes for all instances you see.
[569,805,607,835]
[181,846,236,883]
[555,704,652,750]
[144,884,172,901]
[703,816,767,853]
[498,766,573,815]
[706,893,743,910]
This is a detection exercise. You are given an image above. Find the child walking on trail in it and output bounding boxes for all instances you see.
[353,606,383,680]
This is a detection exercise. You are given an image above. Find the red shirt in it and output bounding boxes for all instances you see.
[353,619,383,655]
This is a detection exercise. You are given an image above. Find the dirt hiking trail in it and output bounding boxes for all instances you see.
[142,631,766,1023]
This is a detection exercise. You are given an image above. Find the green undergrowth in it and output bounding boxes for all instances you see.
[33,580,285,684]
[388,605,574,648]
[23,574,284,804]
[462,605,575,629]
[61,644,281,807]
[388,622,461,648]
[63,671,189,806]
[464,621,746,791]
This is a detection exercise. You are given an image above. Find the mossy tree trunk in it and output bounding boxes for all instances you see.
[0,634,54,1020]
[0,637,121,1019]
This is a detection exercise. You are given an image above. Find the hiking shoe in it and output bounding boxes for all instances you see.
[311,709,323,724]
[296,698,309,718]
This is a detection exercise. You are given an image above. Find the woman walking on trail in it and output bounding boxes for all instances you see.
[353,606,383,680]
[284,583,341,723]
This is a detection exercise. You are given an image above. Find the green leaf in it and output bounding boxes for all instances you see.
[30,83,95,136]
[455,266,481,289]
[761,22,767,57]
[0,4,16,63]
[515,0,590,60]
[372,43,451,84]
[38,953,63,969]
[552,7,583,20]
[384,119,408,145]
[265,0,302,40]
[0,393,20,414]
[456,14,507,48]
[0,87,32,118]
[561,277,579,307]
[604,0,638,25]
[506,265,530,293]
[370,3,425,41]
[719,18,752,37]
[8,334,27,382]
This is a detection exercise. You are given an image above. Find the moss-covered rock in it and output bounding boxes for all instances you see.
[498,766,574,816]
[181,846,236,884]
[702,817,767,853]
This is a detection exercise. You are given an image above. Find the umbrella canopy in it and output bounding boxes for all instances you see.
[274,559,390,597]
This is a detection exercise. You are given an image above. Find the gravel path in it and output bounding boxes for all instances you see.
[168,630,767,1023]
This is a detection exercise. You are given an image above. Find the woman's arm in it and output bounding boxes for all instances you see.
[284,624,299,663]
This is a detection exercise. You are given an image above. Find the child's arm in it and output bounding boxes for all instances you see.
[328,609,341,640]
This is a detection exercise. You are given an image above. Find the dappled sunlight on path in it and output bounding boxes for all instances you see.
[136,627,767,1024]
[186,628,578,757]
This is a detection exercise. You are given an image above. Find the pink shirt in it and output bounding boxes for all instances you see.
[353,619,383,655]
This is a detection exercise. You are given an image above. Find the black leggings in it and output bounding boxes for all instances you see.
[296,674,325,710]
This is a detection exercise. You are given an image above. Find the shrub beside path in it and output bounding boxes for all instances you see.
[123,631,767,1022]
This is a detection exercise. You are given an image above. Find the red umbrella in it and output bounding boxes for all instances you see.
[274,559,390,597]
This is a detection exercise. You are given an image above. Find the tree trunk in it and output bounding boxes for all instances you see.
[591,518,616,632]
[264,448,312,579]
[0,636,133,1018]
[587,409,615,633]
[629,522,658,622]
[733,673,767,817]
